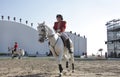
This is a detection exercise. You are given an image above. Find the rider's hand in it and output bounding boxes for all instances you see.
[56,29,60,33]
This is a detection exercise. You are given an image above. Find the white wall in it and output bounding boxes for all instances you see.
[0,20,87,56]
[0,20,49,55]
[67,32,87,56]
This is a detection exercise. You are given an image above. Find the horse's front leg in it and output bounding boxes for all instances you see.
[57,52,63,76]
[58,64,63,76]
[18,55,21,59]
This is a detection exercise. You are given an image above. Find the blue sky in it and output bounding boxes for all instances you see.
[1,0,120,55]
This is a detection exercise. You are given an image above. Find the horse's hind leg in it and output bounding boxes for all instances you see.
[66,61,71,72]
[70,53,74,73]
[12,54,14,59]
[64,54,70,71]
[66,61,68,68]
[18,56,21,59]
[72,63,74,73]
[12,56,14,59]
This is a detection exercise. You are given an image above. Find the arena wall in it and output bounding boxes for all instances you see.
[0,20,87,57]
[0,20,49,56]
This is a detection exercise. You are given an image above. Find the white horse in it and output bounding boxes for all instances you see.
[37,22,74,76]
[8,47,25,59]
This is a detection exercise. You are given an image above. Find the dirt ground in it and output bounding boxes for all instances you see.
[0,57,120,77]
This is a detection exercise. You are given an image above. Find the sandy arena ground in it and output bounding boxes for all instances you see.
[0,57,120,77]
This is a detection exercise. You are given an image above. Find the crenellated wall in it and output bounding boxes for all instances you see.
[0,20,49,56]
[0,15,87,57]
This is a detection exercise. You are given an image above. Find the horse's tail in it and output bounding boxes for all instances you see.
[19,49,25,56]
[69,39,74,53]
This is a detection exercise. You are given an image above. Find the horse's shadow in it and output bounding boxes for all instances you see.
[14,73,60,77]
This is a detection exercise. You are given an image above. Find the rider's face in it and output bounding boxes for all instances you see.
[56,17,62,22]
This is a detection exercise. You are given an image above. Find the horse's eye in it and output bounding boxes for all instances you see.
[41,29,45,32]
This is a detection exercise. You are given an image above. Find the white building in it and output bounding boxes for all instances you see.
[67,32,87,56]
[0,17,87,57]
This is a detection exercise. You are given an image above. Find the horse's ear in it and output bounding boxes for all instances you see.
[37,23,40,29]
[43,21,45,24]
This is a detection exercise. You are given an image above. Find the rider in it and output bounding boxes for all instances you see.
[13,42,18,53]
[53,14,72,53]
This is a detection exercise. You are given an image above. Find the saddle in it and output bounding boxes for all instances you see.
[60,36,66,46]
[12,50,17,54]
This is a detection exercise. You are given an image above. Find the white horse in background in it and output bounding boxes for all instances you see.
[37,22,74,76]
[8,47,25,59]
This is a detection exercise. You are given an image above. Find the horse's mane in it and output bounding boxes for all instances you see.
[45,25,55,34]
[37,22,55,35]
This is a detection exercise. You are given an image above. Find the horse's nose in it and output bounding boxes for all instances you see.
[38,39,41,42]
[38,39,43,42]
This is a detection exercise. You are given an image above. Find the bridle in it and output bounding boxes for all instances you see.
[38,25,56,41]
[38,25,48,41]
[38,25,59,56]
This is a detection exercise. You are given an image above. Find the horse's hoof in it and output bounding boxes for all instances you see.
[63,70,67,75]
[72,70,74,73]
[67,69,70,72]
[59,73,63,77]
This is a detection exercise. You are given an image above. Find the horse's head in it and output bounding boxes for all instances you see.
[8,47,14,52]
[37,22,48,43]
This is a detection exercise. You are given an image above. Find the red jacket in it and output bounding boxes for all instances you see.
[53,21,66,33]
[14,44,18,49]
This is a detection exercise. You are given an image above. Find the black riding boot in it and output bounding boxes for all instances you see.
[66,39,72,53]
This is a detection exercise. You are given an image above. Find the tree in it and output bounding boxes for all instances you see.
[98,48,103,51]
[98,48,103,57]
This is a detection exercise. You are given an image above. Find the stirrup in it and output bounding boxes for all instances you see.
[69,49,73,53]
